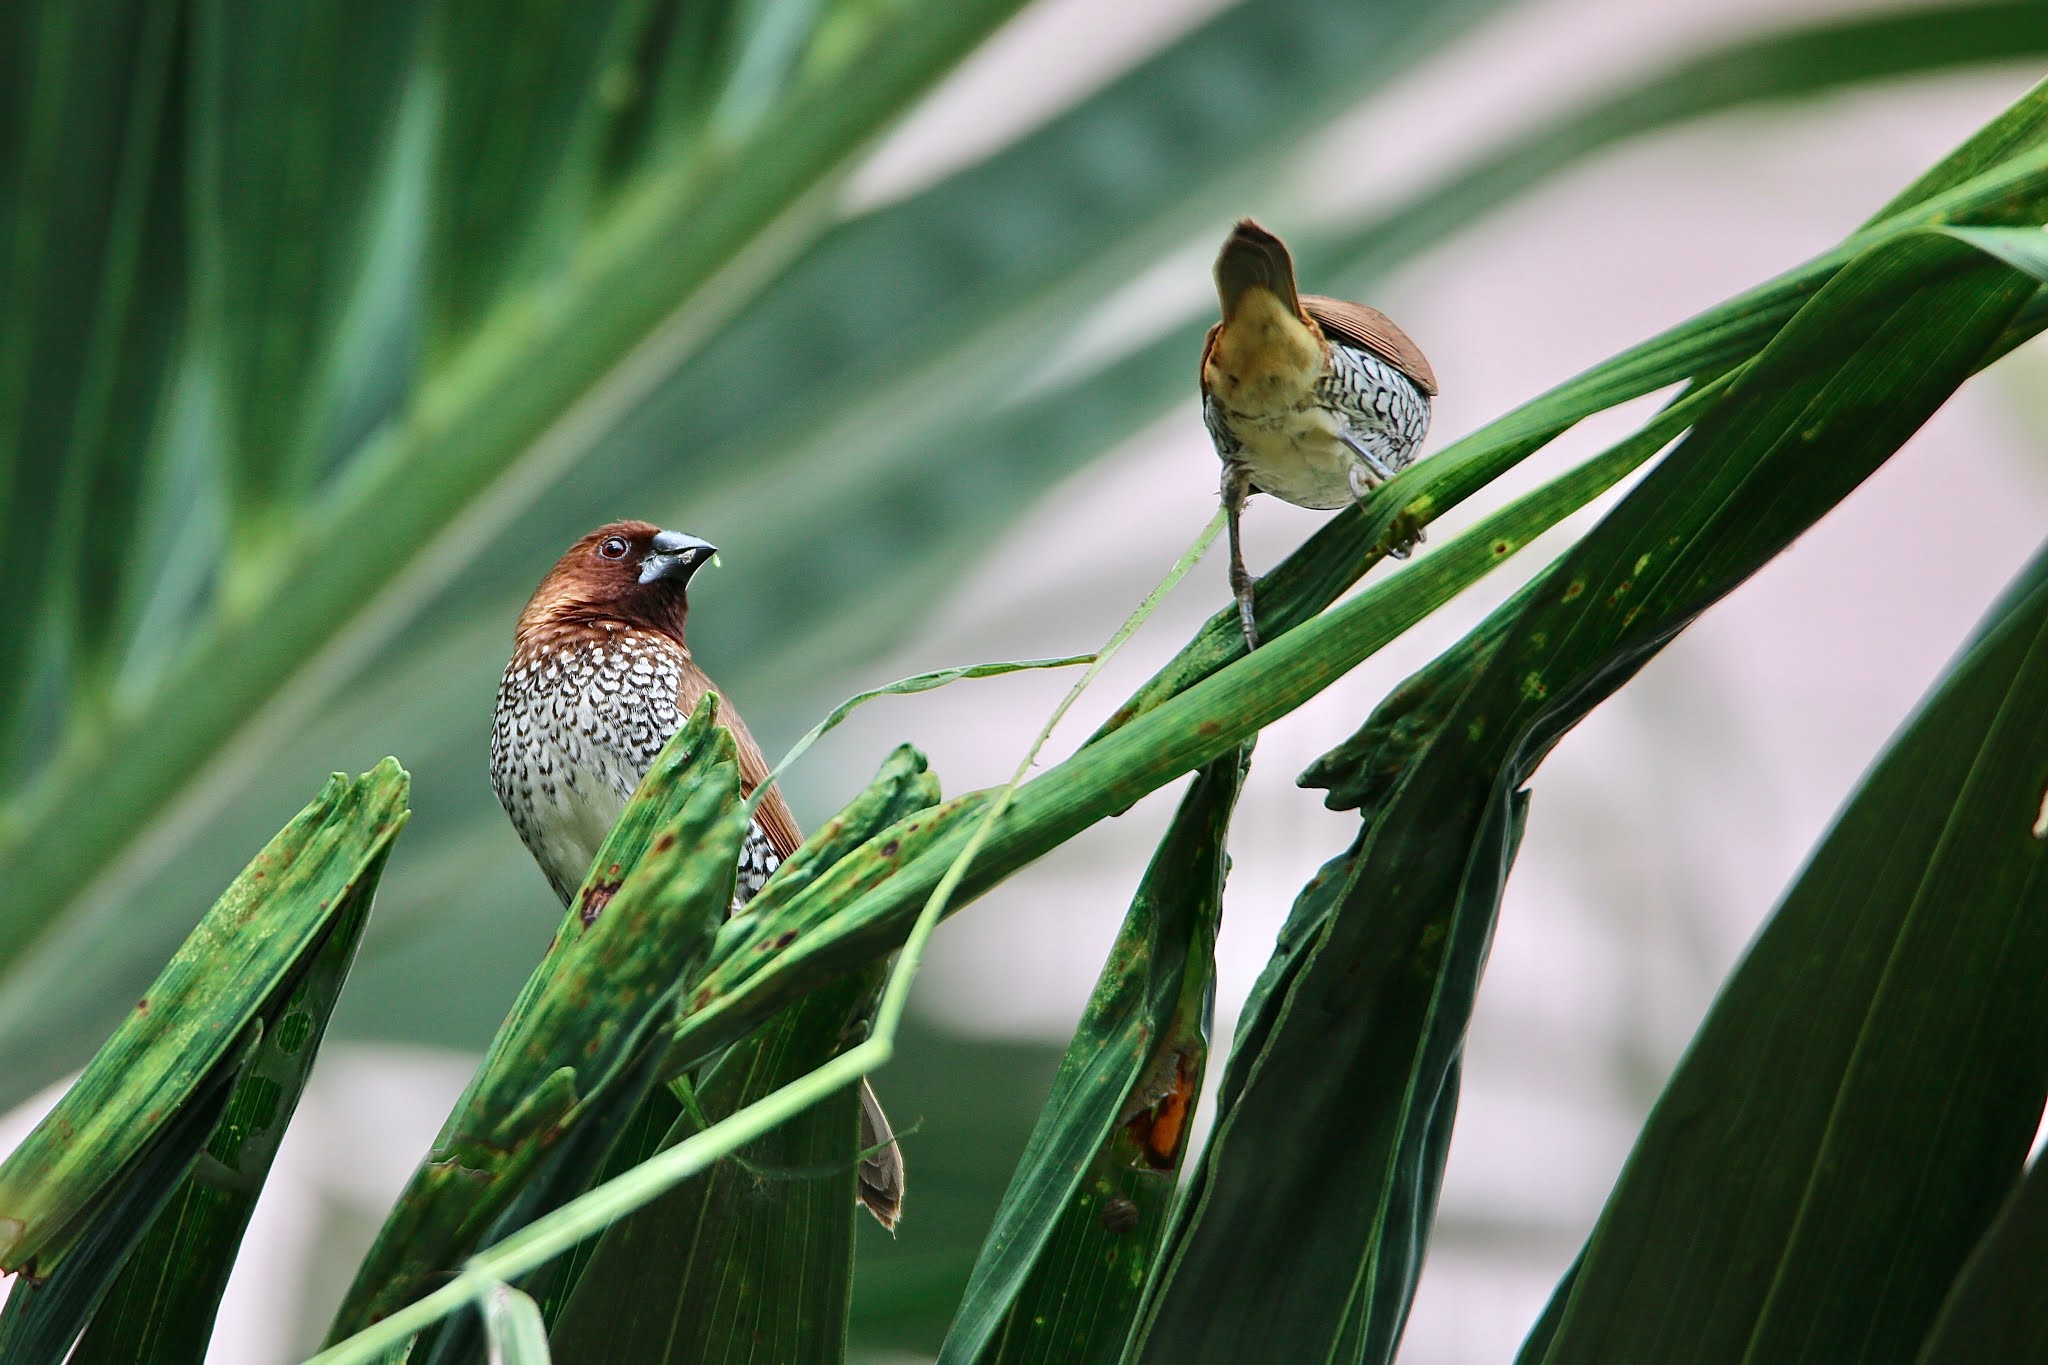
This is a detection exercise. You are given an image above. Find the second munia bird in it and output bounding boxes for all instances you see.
[490,520,905,1228]
[1200,218,1438,647]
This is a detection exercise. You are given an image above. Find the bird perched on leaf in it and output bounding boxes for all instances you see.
[490,520,905,1228]
[1200,217,1438,647]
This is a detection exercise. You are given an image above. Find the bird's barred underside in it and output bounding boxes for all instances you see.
[489,629,782,910]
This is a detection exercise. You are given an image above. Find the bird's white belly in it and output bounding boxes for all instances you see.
[1233,405,1355,509]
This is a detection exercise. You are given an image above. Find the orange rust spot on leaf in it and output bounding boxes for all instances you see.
[1562,579,1585,601]
[1125,1051,1198,1170]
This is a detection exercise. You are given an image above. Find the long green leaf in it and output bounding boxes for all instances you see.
[195,0,425,559]
[327,700,743,1341]
[1915,1152,2048,1364]
[425,0,643,349]
[0,760,406,1358]
[0,0,188,766]
[547,982,867,1362]
[939,749,1243,1365]
[69,829,392,1363]
[0,1025,258,1363]
[0,760,408,1272]
[1526,532,2048,1363]
[1128,221,2048,1362]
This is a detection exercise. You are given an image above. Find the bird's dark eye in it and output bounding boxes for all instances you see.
[597,536,630,560]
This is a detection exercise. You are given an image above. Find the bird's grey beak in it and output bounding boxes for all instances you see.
[640,530,719,585]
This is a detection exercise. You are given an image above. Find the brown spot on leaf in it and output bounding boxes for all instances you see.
[772,930,798,950]
[579,879,622,926]
[1100,1195,1141,1235]
[654,833,676,852]
[880,840,901,858]
[135,998,149,1013]
[1563,579,1585,601]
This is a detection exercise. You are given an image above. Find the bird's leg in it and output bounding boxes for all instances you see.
[1223,463,1260,650]
[1341,431,1426,561]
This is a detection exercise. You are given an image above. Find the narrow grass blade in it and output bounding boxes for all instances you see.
[939,749,1244,1365]
[325,700,744,1341]
[745,657,1093,823]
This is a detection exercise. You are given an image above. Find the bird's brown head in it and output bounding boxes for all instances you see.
[515,520,718,648]
[1213,217,1304,322]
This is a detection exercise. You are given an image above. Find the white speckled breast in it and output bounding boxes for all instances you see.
[490,627,779,912]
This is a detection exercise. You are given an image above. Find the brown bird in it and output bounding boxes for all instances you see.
[1200,218,1438,647]
[490,520,905,1228]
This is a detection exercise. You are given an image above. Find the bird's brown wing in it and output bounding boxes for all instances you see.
[677,661,804,858]
[1302,295,1438,396]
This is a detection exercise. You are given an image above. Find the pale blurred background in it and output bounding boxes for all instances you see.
[3,0,2044,1359]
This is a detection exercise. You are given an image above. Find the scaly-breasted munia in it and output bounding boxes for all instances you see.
[1200,218,1438,647]
[490,520,905,1228]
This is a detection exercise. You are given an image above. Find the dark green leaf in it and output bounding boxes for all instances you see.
[1916,1153,2048,1365]
[0,0,188,767]
[0,1024,257,1364]
[194,0,426,535]
[1526,535,2048,1363]
[70,831,393,1364]
[548,982,868,1363]
[0,760,408,1274]
[326,701,743,1341]
[425,0,642,347]
[940,749,1244,1365]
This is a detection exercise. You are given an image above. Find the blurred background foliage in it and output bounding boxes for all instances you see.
[2,0,2045,1357]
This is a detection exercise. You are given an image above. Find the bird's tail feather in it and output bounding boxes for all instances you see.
[1214,216,1302,319]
